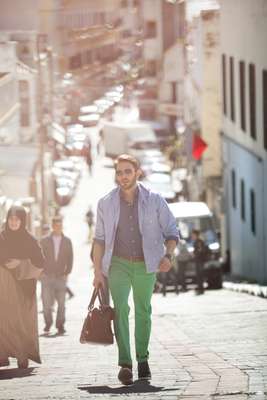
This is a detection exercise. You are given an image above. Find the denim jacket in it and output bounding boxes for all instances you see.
[94,183,179,276]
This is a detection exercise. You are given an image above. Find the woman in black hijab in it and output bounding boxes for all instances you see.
[0,205,44,369]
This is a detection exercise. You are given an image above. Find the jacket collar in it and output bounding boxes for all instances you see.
[114,182,149,205]
[137,182,150,205]
[49,233,65,240]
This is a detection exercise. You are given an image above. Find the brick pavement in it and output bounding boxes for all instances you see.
[1,159,267,400]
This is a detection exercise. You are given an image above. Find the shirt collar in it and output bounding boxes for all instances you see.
[119,185,139,203]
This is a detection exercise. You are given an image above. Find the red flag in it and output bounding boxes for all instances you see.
[192,134,208,160]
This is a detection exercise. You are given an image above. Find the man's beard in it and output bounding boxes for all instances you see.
[119,178,137,191]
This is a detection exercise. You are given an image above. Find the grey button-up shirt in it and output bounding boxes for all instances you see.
[113,189,144,259]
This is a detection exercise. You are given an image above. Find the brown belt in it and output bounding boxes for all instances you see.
[113,254,145,263]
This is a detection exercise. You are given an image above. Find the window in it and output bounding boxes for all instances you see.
[250,189,256,235]
[145,21,157,39]
[263,70,267,150]
[19,80,30,127]
[231,169,236,208]
[240,179,245,221]
[69,53,82,70]
[230,56,235,122]
[145,60,157,77]
[249,63,256,140]
[86,50,92,64]
[222,54,227,115]
[239,61,246,132]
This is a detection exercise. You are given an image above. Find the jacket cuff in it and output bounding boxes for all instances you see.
[165,235,179,244]
[94,238,105,247]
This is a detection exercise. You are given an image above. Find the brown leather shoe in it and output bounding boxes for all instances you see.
[0,358,9,367]
[57,326,66,335]
[138,361,151,380]
[17,359,29,369]
[118,366,133,385]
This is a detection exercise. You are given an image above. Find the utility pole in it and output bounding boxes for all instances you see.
[37,33,48,230]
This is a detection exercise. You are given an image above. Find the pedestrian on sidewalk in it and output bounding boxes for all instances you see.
[85,142,93,175]
[191,229,207,295]
[40,216,73,335]
[41,223,74,300]
[0,206,44,369]
[176,239,192,292]
[92,154,179,385]
[85,206,94,242]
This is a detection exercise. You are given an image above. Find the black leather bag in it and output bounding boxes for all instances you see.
[80,288,115,345]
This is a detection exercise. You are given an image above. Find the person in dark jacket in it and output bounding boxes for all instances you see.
[0,205,44,369]
[191,229,207,295]
[40,216,73,335]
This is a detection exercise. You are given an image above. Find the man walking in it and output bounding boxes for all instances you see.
[92,154,179,385]
[41,216,73,335]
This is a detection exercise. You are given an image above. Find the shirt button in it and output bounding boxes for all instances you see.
[130,227,134,231]
[132,240,135,243]
[129,216,133,219]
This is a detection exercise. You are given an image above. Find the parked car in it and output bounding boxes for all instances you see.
[141,162,171,177]
[78,113,100,127]
[65,123,91,157]
[167,201,223,290]
[140,120,173,149]
[53,158,82,206]
[55,177,76,206]
[52,166,79,188]
[53,159,81,178]
[137,149,167,165]
[55,185,73,206]
[142,173,176,203]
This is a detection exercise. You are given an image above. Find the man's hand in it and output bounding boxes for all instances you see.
[158,256,172,273]
[93,269,105,289]
[5,259,21,270]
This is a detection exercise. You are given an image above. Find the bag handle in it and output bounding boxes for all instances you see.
[88,288,98,310]
[88,287,107,310]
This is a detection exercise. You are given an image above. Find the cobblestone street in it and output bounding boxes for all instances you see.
[1,159,267,400]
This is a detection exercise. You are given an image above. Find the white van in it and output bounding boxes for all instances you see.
[168,201,222,289]
[102,121,158,158]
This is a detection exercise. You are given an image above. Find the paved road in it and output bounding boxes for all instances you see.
[1,157,266,400]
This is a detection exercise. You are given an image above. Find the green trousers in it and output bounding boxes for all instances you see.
[108,256,156,367]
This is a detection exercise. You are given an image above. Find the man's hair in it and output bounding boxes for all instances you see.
[52,215,63,224]
[192,229,200,236]
[114,154,140,170]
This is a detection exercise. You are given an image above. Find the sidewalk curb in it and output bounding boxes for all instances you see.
[223,281,267,299]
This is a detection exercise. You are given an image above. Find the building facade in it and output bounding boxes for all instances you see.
[184,8,222,228]
[0,42,20,145]
[220,0,267,283]
[137,0,185,134]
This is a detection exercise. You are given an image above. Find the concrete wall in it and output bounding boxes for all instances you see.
[201,10,221,178]
[0,43,20,144]
[223,136,266,283]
